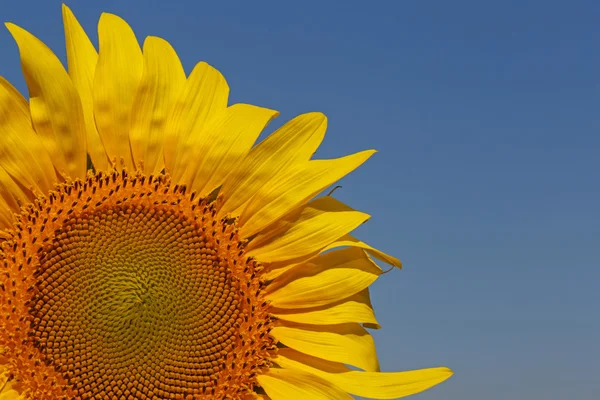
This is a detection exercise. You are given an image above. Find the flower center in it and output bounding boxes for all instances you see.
[1,171,275,399]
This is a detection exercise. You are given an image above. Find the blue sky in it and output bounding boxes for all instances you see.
[1,1,599,399]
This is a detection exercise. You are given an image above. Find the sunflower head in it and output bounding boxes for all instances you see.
[0,5,452,399]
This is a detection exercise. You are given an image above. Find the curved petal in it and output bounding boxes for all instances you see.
[276,348,453,399]
[270,322,380,372]
[265,247,381,309]
[6,23,87,180]
[164,61,229,177]
[271,289,380,327]
[94,13,143,171]
[62,4,108,172]
[239,150,376,238]
[246,196,369,263]
[257,368,352,400]
[324,234,402,269]
[0,77,57,193]
[218,112,327,218]
[265,232,401,281]
[187,104,279,197]
[129,36,185,174]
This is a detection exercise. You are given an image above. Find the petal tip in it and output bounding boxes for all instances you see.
[142,35,171,50]
[5,23,31,44]
[310,111,327,122]
[4,22,18,33]
[99,12,128,26]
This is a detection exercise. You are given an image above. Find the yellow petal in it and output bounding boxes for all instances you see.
[129,36,185,174]
[0,166,29,230]
[239,150,376,238]
[218,112,327,218]
[264,232,400,281]
[94,13,143,171]
[257,368,352,400]
[164,61,229,177]
[0,390,24,400]
[0,77,57,193]
[266,247,381,309]
[5,23,87,180]
[247,196,369,263]
[270,322,380,372]
[0,365,25,399]
[276,348,453,399]
[324,234,402,269]
[62,4,109,172]
[271,288,380,327]
[186,104,279,197]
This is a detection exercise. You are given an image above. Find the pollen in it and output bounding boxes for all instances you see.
[0,171,276,399]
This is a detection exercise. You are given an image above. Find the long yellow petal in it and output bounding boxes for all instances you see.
[246,196,369,263]
[271,289,380,327]
[270,322,380,372]
[257,368,352,400]
[239,150,376,238]
[266,247,381,309]
[324,234,402,269]
[62,4,108,172]
[276,348,453,399]
[129,36,185,174]
[186,104,279,197]
[218,112,327,218]
[164,61,229,177]
[0,77,57,193]
[94,13,143,171]
[265,232,401,281]
[5,23,87,180]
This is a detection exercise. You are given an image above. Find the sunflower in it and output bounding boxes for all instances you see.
[0,5,452,400]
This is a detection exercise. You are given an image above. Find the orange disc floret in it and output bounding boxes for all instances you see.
[0,170,276,399]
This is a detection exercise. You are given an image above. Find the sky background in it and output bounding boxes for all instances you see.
[1,1,599,399]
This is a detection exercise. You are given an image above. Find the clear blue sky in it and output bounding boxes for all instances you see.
[1,1,598,399]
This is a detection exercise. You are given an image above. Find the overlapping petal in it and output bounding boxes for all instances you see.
[62,5,108,172]
[6,23,87,179]
[275,348,453,399]
[239,150,376,238]
[271,322,380,372]
[247,196,369,263]
[265,247,381,309]
[271,288,380,327]
[218,112,327,218]
[0,78,56,194]
[186,103,279,196]
[129,36,185,174]
[94,12,143,171]
[257,368,352,400]
[164,61,229,178]
[324,233,402,269]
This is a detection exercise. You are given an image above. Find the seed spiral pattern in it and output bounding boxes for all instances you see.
[0,171,276,399]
